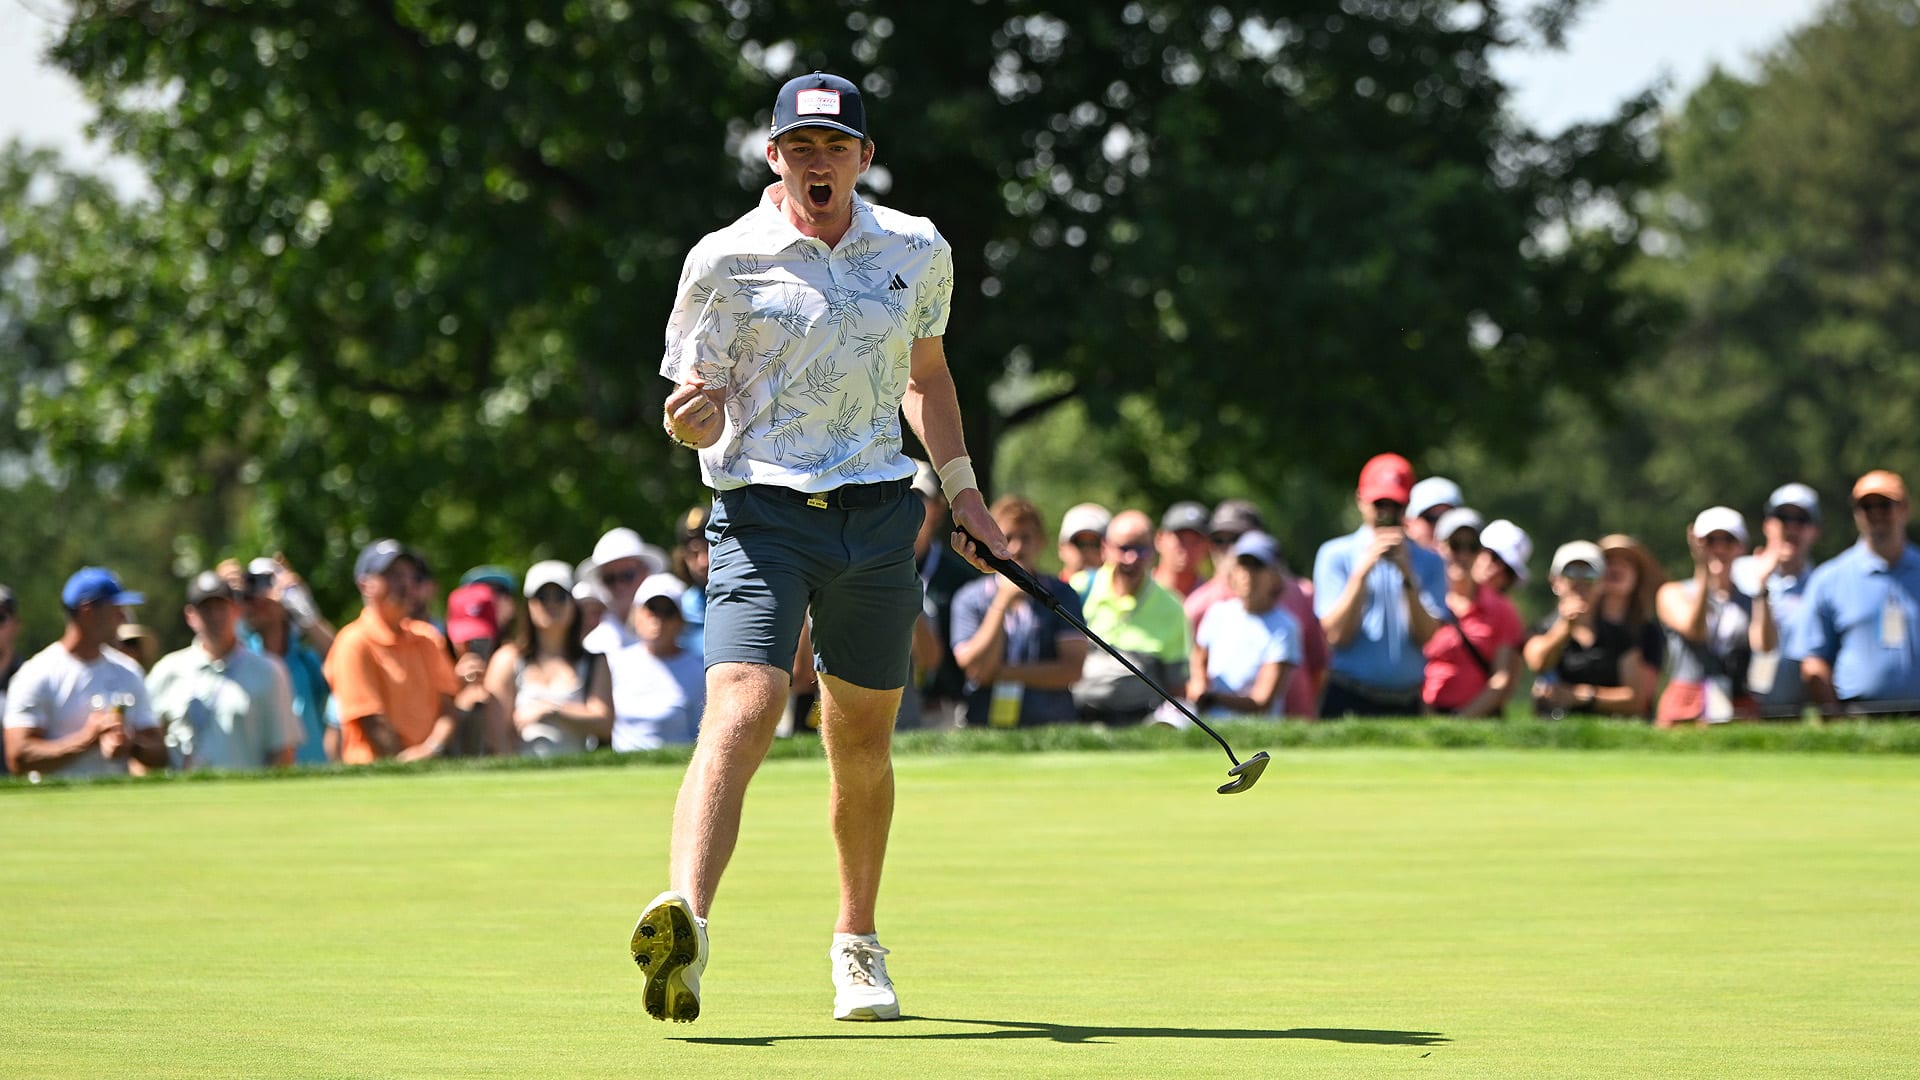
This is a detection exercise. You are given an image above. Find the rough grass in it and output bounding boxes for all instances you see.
[4,748,1918,1078]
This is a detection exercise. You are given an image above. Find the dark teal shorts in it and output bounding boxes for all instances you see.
[704,483,926,690]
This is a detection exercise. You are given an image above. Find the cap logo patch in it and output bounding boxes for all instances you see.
[795,89,841,116]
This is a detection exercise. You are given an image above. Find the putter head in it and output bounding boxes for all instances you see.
[1217,751,1271,795]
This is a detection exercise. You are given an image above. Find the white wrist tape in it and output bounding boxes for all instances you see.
[936,455,979,501]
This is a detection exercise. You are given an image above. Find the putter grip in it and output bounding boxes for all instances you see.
[956,527,1064,613]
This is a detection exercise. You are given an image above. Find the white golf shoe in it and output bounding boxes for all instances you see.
[632,891,707,1023]
[830,934,900,1021]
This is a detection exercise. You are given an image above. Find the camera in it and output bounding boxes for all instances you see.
[1373,500,1403,528]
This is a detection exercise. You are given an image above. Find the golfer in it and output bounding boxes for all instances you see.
[634,71,1006,1024]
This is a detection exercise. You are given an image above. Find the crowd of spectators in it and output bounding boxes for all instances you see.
[5,455,1920,782]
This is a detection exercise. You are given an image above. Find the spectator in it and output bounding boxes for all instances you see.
[243,556,337,655]
[1524,541,1657,718]
[1407,476,1464,554]
[1475,519,1533,596]
[1069,509,1191,723]
[240,559,333,765]
[460,565,521,645]
[3,568,167,779]
[323,540,461,764]
[573,558,609,636]
[1656,507,1777,725]
[0,586,20,735]
[910,459,982,729]
[1187,500,1328,718]
[609,573,705,752]
[444,583,503,755]
[1056,502,1113,582]
[581,527,667,655]
[110,623,161,673]
[672,505,713,652]
[1314,454,1447,717]
[147,571,300,771]
[1422,510,1524,717]
[407,552,446,639]
[1733,483,1822,715]
[485,561,613,757]
[1188,531,1301,720]
[949,495,1089,727]
[1792,470,1920,714]
[1153,501,1212,598]
[1597,533,1668,712]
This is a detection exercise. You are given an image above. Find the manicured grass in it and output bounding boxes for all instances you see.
[4,749,1918,1078]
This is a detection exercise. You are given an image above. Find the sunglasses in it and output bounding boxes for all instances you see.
[1561,565,1601,582]
[600,569,642,586]
[1856,497,1898,512]
[1111,542,1153,557]
[1772,511,1814,526]
[532,587,572,606]
[1068,535,1104,552]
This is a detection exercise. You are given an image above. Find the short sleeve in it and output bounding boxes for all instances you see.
[913,238,953,340]
[1262,609,1303,666]
[1312,541,1347,619]
[949,579,991,658]
[2,662,45,730]
[416,631,460,699]
[324,630,386,725]
[660,247,737,389]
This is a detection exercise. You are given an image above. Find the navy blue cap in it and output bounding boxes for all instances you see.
[62,567,145,609]
[771,71,867,141]
[354,539,419,581]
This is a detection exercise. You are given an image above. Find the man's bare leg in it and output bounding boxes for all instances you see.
[669,661,790,917]
[816,673,902,935]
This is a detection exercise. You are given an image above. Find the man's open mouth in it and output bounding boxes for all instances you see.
[808,183,832,208]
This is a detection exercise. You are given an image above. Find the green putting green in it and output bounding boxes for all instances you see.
[4,749,1917,1078]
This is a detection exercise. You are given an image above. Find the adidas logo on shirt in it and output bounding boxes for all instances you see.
[887,274,908,290]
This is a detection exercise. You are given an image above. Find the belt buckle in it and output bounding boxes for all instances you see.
[807,492,830,509]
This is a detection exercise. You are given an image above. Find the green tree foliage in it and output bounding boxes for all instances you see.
[5,1,1662,609]
[1438,0,1920,577]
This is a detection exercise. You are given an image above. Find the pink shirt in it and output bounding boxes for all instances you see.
[1188,574,1328,718]
[1422,589,1524,712]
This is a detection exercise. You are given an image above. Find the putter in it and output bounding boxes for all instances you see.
[957,528,1271,795]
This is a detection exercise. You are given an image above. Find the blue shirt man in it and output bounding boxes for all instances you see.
[1789,470,1920,711]
[1313,453,1448,716]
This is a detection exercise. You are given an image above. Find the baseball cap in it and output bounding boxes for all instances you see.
[1764,483,1820,522]
[910,460,940,501]
[523,560,574,598]
[677,504,713,543]
[1228,530,1282,568]
[62,567,145,609]
[1479,519,1533,583]
[1433,507,1485,542]
[1409,476,1464,520]
[588,527,668,577]
[1550,541,1605,579]
[1207,499,1265,540]
[1853,470,1907,503]
[1357,453,1415,505]
[573,558,611,606]
[1059,502,1113,544]
[636,572,689,609]
[354,539,418,581]
[186,570,236,605]
[1161,501,1209,535]
[1692,506,1748,546]
[460,564,518,593]
[445,583,499,645]
[771,71,867,141]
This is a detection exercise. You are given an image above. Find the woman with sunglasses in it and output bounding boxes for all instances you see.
[1655,508,1778,725]
[1525,540,1660,718]
[484,560,613,756]
[1421,510,1524,717]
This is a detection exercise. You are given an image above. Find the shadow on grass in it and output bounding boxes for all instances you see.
[677,1015,1449,1048]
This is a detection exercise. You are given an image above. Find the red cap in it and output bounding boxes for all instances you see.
[1357,453,1415,504]
[445,583,499,645]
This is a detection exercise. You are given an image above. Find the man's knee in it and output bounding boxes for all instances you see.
[703,662,790,737]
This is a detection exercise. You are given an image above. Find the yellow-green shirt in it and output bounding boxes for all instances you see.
[1072,566,1191,662]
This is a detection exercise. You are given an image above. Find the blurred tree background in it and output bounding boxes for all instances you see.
[1,0,1915,645]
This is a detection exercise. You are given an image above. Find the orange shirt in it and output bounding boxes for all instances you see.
[323,608,458,764]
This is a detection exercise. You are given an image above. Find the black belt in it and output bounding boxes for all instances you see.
[753,477,911,511]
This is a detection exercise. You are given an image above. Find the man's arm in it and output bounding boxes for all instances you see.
[5,716,113,775]
[357,715,404,759]
[394,699,457,763]
[1319,544,1379,649]
[1403,552,1443,646]
[901,335,1008,569]
[1000,637,1090,692]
